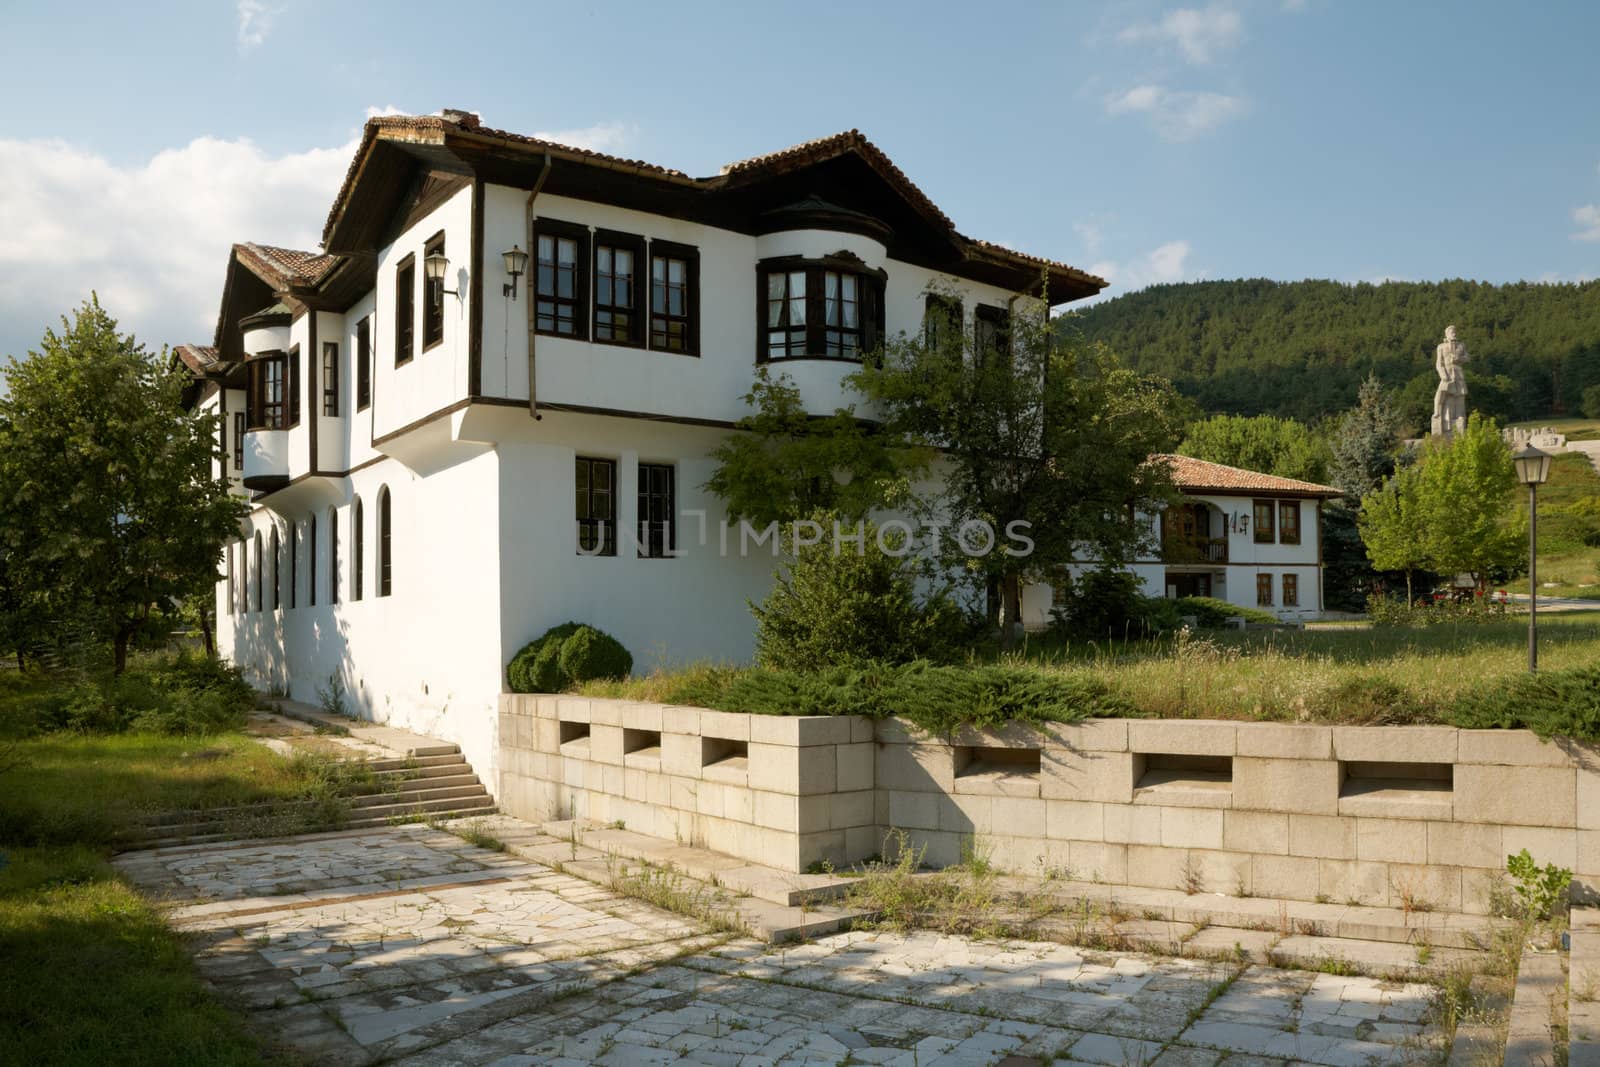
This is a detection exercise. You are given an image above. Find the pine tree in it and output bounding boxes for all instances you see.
[1329,375,1407,498]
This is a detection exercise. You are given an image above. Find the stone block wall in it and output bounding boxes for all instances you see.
[499,696,1600,914]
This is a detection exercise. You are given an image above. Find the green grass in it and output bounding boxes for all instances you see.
[583,610,1600,736]
[0,657,333,1065]
[1526,452,1600,598]
[0,845,283,1066]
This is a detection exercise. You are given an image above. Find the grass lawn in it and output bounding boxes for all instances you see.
[585,609,1600,732]
[0,661,318,1065]
[1529,452,1600,598]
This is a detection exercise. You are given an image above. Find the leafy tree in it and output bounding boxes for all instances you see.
[1329,375,1408,498]
[1412,414,1524,590]
[704,367,927,526]
[0,297,245,671]
[1177,413,1330,484]
[855,295,1184,646]
[1358,466,1429,602]
[1583,383,1600,420]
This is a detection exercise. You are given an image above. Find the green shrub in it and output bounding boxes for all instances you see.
[1367,592,1510,627]
[1506,848,1572,919]
[506,622,633,693]
[751,521,969,671]
[506,622,583,692]
[1451,664,1600,739]
[1050,570,1155,639]
[1582,384,1600,420]
[26,655,253,736]
[1173,597,1280,628]
[558,626,634,684]
[1309,676,1440,726]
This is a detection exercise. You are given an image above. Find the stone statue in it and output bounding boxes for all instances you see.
[1431,325,1469,437]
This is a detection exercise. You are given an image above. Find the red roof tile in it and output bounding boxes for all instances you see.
[238,242,342,286]
[172,344,220,376]
[1153,454,1342,498]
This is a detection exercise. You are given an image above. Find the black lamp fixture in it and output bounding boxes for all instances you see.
[1512,441,1551,672]
[423,250,457,307]
[502,245,529,299]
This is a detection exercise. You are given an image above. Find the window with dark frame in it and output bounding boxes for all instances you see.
[1256,573,1273,607]
[1278,501,1301,545]
[356,316,372,409]
[328,507,339,605]
[352,498,364,601]
[322,342,339,416]
[233,412,245,469]
[1283,573,1299,607]
[287,346,301,427]
[237,540,245,613]
[534,219,588,339]
[575,457,617,556]
[247,356,286,430]
[924,293,963,351]
[227,543,235,614]
[289,522,297,609]
[637,463,675,559]
[1253,499,1276,543]
[758,260,884,362]
[270,526,280,611]
[594,231,644,345]
[378,489,392,597]
[650,242,697,354]
[974,304,1010,366]
[395,256,415,365]
[423,233,445,350]
[253,532,262,612]
[308,514,317,607]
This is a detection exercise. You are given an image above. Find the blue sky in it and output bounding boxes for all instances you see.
[1,0,1597,370]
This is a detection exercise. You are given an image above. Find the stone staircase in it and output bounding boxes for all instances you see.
[123,704,497,850]
[1572,908,1600,1066]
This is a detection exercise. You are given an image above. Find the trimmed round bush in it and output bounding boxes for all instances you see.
[506,621,633,692]
[558,626,634,684]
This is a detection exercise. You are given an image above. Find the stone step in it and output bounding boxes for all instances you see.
[1571,907,1600,1065]
[347,783,489,808]
[346,772,482,795]
[340,795,497,823]
[342,805,498,831]
[361,753,471,773]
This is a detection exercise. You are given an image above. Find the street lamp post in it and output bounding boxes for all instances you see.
[1512,442,1552,673]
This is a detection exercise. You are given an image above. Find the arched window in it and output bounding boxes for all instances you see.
[378,487,392,597]
[308,514,318,607]
[289,521,298,609]
[227,541,236,615]
[253,531,263,612]
[327,506,339,605]
[270,526,280,611]
[352,497,364,602]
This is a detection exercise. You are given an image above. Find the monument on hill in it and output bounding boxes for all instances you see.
[1431,325,1469,438]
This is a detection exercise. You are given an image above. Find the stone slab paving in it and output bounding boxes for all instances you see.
[116,824,1453,1066]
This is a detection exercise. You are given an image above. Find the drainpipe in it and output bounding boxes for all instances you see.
[524,151,552,420]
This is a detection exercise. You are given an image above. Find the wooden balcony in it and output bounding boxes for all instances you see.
[1162,536,1228,565]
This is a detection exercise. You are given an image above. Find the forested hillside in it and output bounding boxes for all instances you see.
[1071,279,1600,426]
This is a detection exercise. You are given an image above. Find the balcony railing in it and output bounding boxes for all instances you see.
[1162,536,1228,565]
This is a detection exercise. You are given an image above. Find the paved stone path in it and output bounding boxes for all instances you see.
[115,824,1452,1066]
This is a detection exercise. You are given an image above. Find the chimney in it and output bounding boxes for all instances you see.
[441,109,481,130]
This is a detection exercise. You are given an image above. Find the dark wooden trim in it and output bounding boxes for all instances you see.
[422,230,447,353]
[468,179,485,398]
[591,227,647,349]
[371,396,474,446]
[307,315,319,474]
[394,254,416,366]
[755,255,884,364]
[647,238,699,357]
[287,344,303,428]
[532,218,590,341]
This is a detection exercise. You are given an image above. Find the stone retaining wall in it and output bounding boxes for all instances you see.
[498,695,1600,913]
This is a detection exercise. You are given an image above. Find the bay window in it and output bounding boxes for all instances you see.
[757,256,884,363]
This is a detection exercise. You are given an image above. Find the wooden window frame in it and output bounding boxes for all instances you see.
[395,255,415,366]
[378,489,393,598]
[533,219,590,341]
[246,355,286,431]
[1282,573,1299,607]
[233,412,245,469]
[287,345,302,428]
[756,256,885,364]
[422,232,446,352]
[327,506,339,606]
[637,462,676,559]
[1278,500,1301,546]
[322,341,340,417]
[227,542,235,614]
[575,456,617,557]
[308,514,317,607]
[355,316,372,410]
[352,498,364,602]
[649,240,699,356]
[270,526,280,611]
[924,293,963,351]
[253,532,263,613]
[1253,499,1276,544]
[592,229,646,348]
[1256,573,1274,607]
[288,522,297,609]
[974,304,1011,367]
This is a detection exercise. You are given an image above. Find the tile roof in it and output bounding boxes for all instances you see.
[172,344,220,375]
[1153,454,1343,497]
[322,113,1105,290]
[237,242,342,286]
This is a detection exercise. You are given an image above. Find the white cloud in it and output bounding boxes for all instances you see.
[1574,204,1600,242]
[236,0,284,54]
[1073,218,1107,258]
[1088,239,1196,294]
[530,122,633,154]
[1117,6,1242,64]
[0,113,635,363]
[1105,85,1245,140]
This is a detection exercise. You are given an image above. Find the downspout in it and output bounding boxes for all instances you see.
[525,151,553,420]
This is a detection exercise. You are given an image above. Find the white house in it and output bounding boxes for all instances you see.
[176,110,1112,776]
[1021,453,1341,628]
